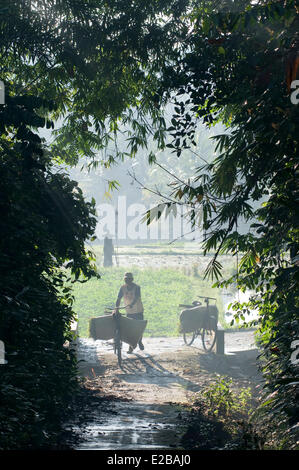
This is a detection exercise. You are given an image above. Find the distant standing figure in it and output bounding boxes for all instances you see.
[103,236,113,267]
[115,272,145,353]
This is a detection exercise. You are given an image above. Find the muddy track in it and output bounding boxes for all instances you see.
[69,331,262,450]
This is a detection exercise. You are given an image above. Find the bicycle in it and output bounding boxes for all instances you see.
[104,305,128,368]
[179,296,218,352]
[90,305,147,368]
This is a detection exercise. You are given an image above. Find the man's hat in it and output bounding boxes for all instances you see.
[124,272,133,279]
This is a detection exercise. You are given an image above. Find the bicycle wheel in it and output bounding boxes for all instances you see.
[202,320,217,352]
[183,331,196,346]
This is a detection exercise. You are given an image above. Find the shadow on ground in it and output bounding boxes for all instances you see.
[67,333,262,450]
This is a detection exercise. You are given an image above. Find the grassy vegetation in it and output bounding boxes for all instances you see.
[72,266,229,337]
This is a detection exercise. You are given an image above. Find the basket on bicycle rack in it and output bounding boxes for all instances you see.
[179,305,218,333]
[89,313,147,349]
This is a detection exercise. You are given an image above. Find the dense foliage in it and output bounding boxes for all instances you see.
[143,0,299,449]
[1,0,298,450]
[0,0,189,165]
[0,0,192,448]
[0,93,98,448]
[0,0,194,449]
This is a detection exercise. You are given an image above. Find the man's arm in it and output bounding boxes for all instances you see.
[115,286,123,307]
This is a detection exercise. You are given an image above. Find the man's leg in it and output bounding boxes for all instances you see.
[135,312,145,350]
[126,313,134,353]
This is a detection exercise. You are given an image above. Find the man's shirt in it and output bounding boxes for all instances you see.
[116,283,144,314]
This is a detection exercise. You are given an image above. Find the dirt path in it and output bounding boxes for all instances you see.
[70,331,262,450]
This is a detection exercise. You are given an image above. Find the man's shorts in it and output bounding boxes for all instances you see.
[126,312,144,321]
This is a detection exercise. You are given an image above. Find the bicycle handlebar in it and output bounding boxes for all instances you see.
[105,305,130,312]
[197,296,217,301]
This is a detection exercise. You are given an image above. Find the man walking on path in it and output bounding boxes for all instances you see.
[116,272,145,353]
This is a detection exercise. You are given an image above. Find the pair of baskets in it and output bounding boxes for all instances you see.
[89,314,147,349]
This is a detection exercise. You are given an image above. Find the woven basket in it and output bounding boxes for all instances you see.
[89,314,115,340]
[179,305,218,333]
[119,316,147,348]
